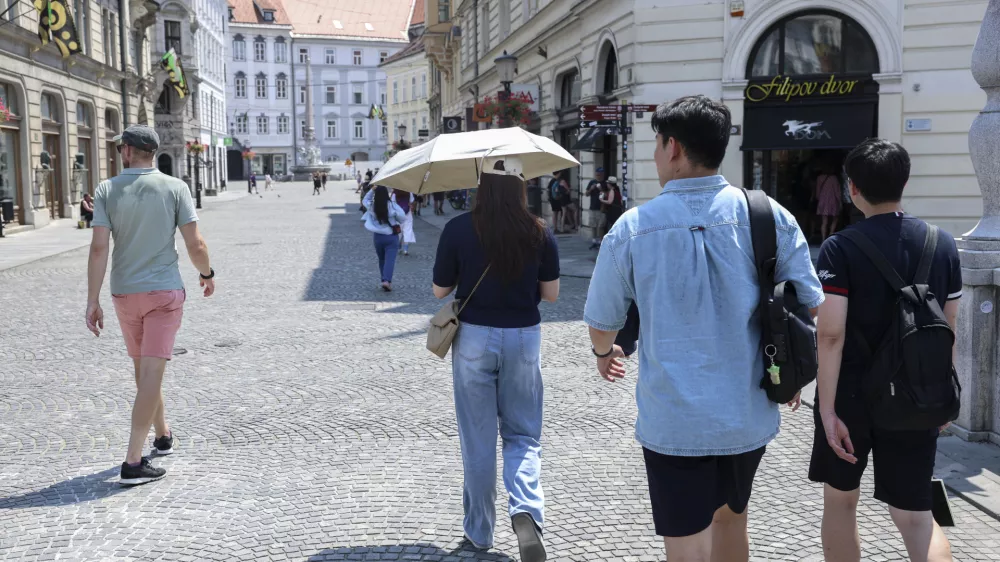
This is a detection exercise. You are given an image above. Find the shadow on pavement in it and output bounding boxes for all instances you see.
[307,542,513,561]
[303,201,585,323]
[0,467,128,509]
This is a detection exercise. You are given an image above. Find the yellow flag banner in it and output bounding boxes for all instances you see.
[34,0,82,58]
[160,48,190,99]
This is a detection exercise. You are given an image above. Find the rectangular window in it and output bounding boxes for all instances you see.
[255,77,267,98]
[233,39,245,61]
[274,42,287,63]
[402,81,407,103]
[262,10,274,21]
[325,49,336,64]
[300,120,307,136]
[438,0,450,23]
[379,50,388,63]
[421,74,427,98]
[392,81,398,104]
[326,119,337,138]
[379,86,386,105]
[73,0,89,54]
[256,116,269,135]
[325,86,336,104]
[352,84,363,105]
[254,40,266,62]
[422,115,427,128]
[278,116,289,134]
[299,48,308,63]
[276,78,287,99]
[165,20,182,54]
[353,49,362,65]
[236,114,248,134]
[235,77,246,98]
[299,86,306,104]
[411,76,417,101]
[381,120,387,138]
[354,120,364,139]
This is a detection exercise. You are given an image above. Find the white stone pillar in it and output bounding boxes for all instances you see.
[953,0,1000,444]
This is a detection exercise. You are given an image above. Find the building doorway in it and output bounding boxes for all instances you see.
[158,153,174,176]
[227,149,244,181]
[741,10,879,245]
[43,133,62,219]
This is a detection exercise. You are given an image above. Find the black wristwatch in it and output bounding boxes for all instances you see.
[200,268,215,280]
[592,345,614,358]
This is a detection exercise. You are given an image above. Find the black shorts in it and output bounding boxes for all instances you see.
[642,445,765,537]
[433,192,445,202]
[808,397,938,511]
[550,200,563,213]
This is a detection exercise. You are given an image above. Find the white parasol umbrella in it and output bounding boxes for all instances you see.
[371,127,580,194]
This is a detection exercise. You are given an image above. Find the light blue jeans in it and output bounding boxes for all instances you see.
[373,232,399,282]
[452,322,544,548]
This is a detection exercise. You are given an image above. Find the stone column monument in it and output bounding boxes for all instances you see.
[291,55,331,180]
[954,0,1000,444]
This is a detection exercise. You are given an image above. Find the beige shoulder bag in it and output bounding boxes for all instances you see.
[426,266,491,359]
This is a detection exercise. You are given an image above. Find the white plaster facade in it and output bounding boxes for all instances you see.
[226,21,295,178]
[435,0,988,237]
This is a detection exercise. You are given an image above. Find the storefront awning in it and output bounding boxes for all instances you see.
[741,101,877,151]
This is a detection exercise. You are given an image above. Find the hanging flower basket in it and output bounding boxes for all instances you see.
[0,98,11,123]
[186,140,207,155]
[241,150,256,161]
[480,95,533,127]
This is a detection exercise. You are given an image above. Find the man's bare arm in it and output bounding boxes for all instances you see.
[816,296,848,415]
[178,221,211,276]
[87,227,112,304]
[945,299,959,362]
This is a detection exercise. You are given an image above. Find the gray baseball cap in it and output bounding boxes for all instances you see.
[114,125,160,151]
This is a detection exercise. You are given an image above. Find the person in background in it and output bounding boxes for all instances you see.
[433,190,446,215]
[586,167,606,249]
[264,174,274,192]
[321,171,328,191]
[811,139,960,562]
[356,171,364,193]
[413,194,424,216]
[433,155,559,562]
[362,185,405,291]
[249,172,258,195]
[80,193,95,228]
[556,171,578,233]
[393,188,416,256]
[547,173,563,233]
[600,177,625,235]
[815,165,843,241]
[312,172,322,196]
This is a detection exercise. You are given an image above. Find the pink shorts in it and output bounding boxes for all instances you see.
[112,289,186,359]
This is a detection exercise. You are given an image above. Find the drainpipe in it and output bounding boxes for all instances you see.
[119,0,130,126]
[290,37,299,168]
[473,0,479,79]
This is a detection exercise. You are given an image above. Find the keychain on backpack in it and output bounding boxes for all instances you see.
[765,345,781,385]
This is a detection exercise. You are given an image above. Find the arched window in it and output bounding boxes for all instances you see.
[748,11,878,77]
[600,45,618,94]
[558,69,580,109]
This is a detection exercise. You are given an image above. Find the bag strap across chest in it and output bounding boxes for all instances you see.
[837,224,939,293]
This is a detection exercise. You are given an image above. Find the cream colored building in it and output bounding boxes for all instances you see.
[382,36,432,147]
[0,0,157,231]
[425,0,988,239]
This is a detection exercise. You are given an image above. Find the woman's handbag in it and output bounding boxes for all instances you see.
[426,266,491,359]
[392,224,402,235]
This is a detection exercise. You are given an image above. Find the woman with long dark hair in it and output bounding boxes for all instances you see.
[600,176,625,235]
[362,185,406,291]
[432,156,560,562]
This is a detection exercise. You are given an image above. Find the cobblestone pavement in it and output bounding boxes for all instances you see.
[2,181,1000,561]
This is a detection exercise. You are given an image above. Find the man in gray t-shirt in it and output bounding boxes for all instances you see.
[86,125,217,486]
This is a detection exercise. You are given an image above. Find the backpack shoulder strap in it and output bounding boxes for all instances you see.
[742,188,777,285]
[913,224,939,285]
[837,229,907,292]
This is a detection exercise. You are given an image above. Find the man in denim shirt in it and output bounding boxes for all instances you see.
[584,96,823,561]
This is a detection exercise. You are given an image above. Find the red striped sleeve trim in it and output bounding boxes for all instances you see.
[823,285,849,296]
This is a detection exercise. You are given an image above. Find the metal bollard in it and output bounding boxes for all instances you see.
[196,183,203,209]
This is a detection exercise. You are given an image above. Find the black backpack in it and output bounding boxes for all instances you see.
[744,189,819,404]
[838,226,961,431]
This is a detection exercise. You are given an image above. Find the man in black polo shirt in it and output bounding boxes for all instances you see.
[811,139,961,561]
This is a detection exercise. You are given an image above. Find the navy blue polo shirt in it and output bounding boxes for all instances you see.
[433,212,560,328]
[816,212,962,394]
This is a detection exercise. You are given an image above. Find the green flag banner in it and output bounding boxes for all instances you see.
[160,49,190,99]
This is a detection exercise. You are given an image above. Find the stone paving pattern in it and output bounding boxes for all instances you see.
[2,182,1000,561]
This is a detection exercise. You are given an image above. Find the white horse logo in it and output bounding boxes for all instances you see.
[783,120,824,136]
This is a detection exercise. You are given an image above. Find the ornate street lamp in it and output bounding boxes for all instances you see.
[494,51,518,127]
[397,123,407,141]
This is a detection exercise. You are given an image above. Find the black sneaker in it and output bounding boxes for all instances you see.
[512,513,546,562]
[119,457,166,486]
[151,433,173,456]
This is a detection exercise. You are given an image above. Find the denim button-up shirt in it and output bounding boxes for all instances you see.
[584,176,824,456]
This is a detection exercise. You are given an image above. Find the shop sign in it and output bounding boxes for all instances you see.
[742,101,876,151]
[745,75,863,103]
[418,128,429,137]
[472,103,491,123]
[509,84,539,112]
[782,120,831,141]
[223,137,233,147]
